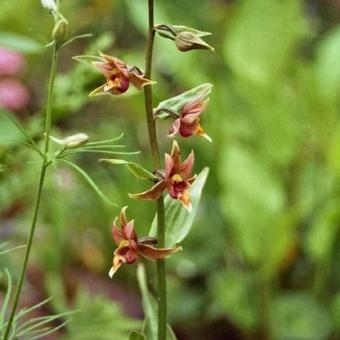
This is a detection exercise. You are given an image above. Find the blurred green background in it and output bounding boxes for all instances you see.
[1,0,340,339]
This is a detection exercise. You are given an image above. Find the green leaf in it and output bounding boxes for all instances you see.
[72,55,103,63]
[271,293,332,340]
[0,32,43,54]
[154,83,213,119]
[155,24,211,40]
[173,25,211,37]
[223,0,307,84]
[129,331,146,340]
[149,167,209,247]
[209,270,258,331]
[58,159,116,206]
[137,264,177,340]
[0,109,35,145]
[100,159,158,181]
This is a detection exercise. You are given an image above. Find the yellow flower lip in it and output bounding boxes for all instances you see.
[172,174,183,183]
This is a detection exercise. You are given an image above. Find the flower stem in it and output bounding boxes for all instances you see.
[143,1,167,339]
[2,44,59,340]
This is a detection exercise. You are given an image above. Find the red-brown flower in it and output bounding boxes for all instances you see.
[168,98,211,142]
[90,52,155,96]
[130,141,196,212]
[110,207,180,277]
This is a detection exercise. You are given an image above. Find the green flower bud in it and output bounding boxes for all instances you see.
[52,18,68,47]
[62,133,89,149]
[50,133,89,149]
[175,31,214,52]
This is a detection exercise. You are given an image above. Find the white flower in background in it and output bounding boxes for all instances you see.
[41,0,57,12]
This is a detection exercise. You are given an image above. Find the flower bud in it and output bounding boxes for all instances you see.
[41,0,57,13]
[62,133,89,149]
[52,18,68,47]
[175,32,214,52]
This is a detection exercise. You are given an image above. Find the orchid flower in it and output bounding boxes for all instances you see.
[110,207,181,277]
[130,141,196,212]
[90,52,155,96]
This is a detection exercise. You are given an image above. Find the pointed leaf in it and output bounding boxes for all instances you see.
[72,55,103,63]
[100,159,158,181]
[0,32,43,53]
[149,168,209,247]
[154,84,213,119]
[129,331,146,340]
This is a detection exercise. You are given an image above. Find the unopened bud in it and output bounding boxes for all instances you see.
[62,133,89,149]
[51,133,89,149]
[52,18,68,46]
[41,0,57,13]
[175,32,214,52]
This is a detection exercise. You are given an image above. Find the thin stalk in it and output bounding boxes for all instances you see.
[144,1,167,339]
[2,44,59,340]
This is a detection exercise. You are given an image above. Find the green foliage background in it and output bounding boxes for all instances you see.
[0,0,340,339]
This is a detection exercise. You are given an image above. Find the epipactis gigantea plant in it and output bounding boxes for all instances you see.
[76,2,214,340]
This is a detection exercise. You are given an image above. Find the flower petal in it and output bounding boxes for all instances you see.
[129,180,167,200]
[170,140,181,166]
[119,206,128,226]
[112,223,125,244]
[167,118,181,138]
[176,150,194,179]
[137,244,181,261]
[178,189,192,212]
[196,125,212,142]
[123,220,137,241]
[129,71,156,90]
[89,84,108,97]
[182,98,208,116]
[165,153,175,178]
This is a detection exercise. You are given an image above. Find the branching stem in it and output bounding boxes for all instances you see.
[2,43,59,340]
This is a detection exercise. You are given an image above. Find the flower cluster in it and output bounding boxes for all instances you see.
[80,48,212,276]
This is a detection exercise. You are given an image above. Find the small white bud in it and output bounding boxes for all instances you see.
[62,133,89,149]
[50,133,89,149]
[41,0,57,13]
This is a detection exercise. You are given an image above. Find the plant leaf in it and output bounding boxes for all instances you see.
[0,32,43,53]
[58,159,116,206]
[129,330,147,340]
[154,83,213,119]
[149,167,209,247]
[137,264,178,340]
[72,55,103,63]
[100,159,158,181]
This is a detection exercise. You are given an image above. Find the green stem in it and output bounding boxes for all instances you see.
[144,1,167,339]
[2,44,59,340]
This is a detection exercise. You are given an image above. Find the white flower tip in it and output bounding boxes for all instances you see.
[202,133,212,143]
[108,267,116,279]
[185,202,193,213]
